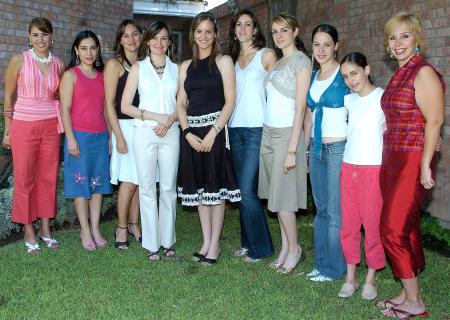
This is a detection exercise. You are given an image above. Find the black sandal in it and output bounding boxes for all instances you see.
[192,252,205,261]
[201,257,218,265]
[162,247,175,257]
[115,225,129,250]
[148,250,161,261]
[128,222,142,243]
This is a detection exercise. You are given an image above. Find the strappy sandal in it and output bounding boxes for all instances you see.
[127,222,142,243]
[115,225,129,250]
[148,251,161,261]
[25,241,41,255]
[234,247,248,257]
[38,234,60,249]
[162,247,175,257]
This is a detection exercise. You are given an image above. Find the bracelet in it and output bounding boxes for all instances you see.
[212,123,221,135]
[305,151,310,154]
[287,150,296,156]
[183,127,192,138]
[139,109,145,121]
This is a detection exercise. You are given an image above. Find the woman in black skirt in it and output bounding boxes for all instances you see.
[176,12,240,265]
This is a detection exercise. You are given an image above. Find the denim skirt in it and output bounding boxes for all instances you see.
[64,130,112,199]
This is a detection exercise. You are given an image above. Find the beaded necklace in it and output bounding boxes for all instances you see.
[30,48,53,64]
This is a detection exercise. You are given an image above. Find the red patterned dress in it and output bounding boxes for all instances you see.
[380,54,445,279]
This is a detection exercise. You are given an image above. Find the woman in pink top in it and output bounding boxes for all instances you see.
[60,30,112,251]
[2,17,65,254]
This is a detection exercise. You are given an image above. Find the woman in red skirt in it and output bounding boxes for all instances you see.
[379,12,445,319]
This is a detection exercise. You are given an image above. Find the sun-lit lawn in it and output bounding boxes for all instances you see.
[0,206,449,320]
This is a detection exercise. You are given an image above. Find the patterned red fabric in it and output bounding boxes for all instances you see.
[381,55,445,152]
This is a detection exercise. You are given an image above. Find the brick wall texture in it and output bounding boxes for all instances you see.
[211,0,450,225]
[0,0,449,224]
[0,0,134,98]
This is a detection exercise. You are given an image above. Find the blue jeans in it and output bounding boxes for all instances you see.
[309,139,346,279]
[229,127,274,259]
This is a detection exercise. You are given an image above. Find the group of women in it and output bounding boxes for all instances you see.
[2,9,445,319]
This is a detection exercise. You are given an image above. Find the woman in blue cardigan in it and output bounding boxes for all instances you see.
[304,24,349,282]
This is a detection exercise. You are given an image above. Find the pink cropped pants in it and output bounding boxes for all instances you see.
[339,162,386,270]
[10,118,60,224]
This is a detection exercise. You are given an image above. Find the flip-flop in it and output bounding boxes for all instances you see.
[376,299,400,309]
[388,307,428,319]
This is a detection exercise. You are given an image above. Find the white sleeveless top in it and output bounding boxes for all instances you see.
[135,56,178,127]
[229,49,267,128]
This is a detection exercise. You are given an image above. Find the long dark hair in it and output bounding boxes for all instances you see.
[140,21,178,63]
[311,24,339,44]
[228,9,266,63]
[340,52,373,84]
[113,19,143,64]
[68,30,104,71]
[189,12,221,69]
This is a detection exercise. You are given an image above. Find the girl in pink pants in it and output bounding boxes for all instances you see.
[338,52,386,300]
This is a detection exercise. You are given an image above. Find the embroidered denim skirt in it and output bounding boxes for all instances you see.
[64,130,112,199]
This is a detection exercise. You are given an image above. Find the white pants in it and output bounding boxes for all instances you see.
[133,125,180,252]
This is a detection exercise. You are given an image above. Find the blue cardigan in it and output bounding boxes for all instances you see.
[307,69,349,158]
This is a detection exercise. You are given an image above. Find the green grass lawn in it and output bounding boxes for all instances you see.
[0,206,449,320]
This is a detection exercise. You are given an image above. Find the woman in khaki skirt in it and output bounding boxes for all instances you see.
[258,13,311,273]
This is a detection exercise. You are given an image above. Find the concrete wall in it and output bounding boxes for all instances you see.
[211,0,450,226]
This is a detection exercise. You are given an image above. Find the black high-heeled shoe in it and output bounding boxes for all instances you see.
[127,222,142,243]
[192,252,205,261]
[115,225,129,250]
[201,257,218,266]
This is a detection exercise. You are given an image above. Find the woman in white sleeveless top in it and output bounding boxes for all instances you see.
[121,21,179,261]
[259,14,311,273]
[228,9,276,263]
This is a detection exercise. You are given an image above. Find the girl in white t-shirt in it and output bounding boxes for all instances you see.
[338,52,386,300]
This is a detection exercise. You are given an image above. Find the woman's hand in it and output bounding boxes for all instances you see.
[186,133,202,151]
[420,164,435,190]
[116,136,128,154]
[67,137,80,157]
[283,153,296,173]
[199,129,216,152]
[2,134,11,150]
[153,123,168,137]
[158,114,174,128]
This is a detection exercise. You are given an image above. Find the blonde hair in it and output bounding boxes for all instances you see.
[383,12,427,55]
[271,13,306,52]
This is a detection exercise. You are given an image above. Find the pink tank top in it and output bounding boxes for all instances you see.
[71,67,106,133]
[14,49,64,132]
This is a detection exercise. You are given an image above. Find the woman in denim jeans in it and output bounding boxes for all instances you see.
[304,24,349,281]
[227,9,276,263]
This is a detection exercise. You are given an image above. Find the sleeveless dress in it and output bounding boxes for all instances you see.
[110,60,140,185]
[177,57,241,206]
[380,54,445,279]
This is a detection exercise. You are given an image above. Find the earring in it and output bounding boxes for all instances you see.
[29,41,32,46]
[252,35,255,41]
[76,54,80,65]
[234,36,237,41]
[389,53,394,59]
[95,55,100,67]
[334,50,337,58]
[415,46,420,54]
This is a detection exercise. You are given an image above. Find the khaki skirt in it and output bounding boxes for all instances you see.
[258,125,307,212]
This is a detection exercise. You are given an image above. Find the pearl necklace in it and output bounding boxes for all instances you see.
[30,48,53,64]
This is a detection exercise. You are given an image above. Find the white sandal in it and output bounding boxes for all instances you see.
[25,241,41,254]
[38,234,60,249]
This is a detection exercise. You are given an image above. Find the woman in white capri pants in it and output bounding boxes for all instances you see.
[121,21,179,261]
